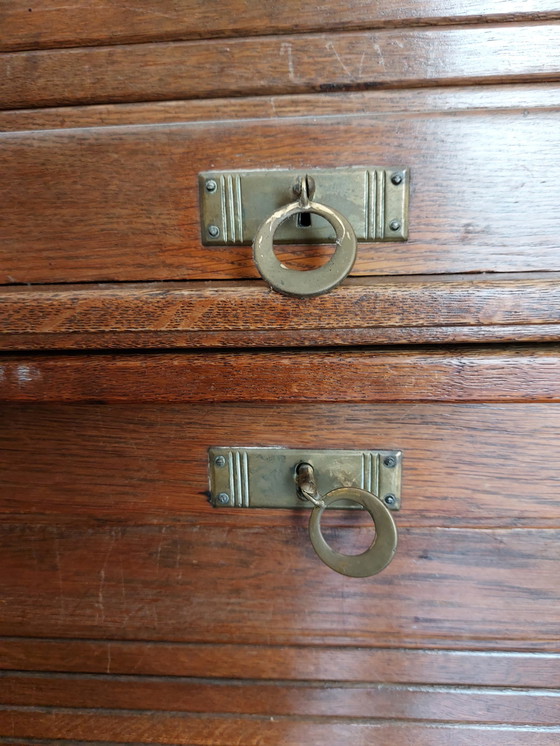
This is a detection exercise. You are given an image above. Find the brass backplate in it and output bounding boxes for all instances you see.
[199,168,409,245]
[208,447,402,510]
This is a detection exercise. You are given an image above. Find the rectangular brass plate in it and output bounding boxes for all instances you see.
[208,447,402,510]
[199,167,409,245]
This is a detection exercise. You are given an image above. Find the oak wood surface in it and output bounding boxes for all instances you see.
[2,640,558,686]
[1,347,559,402]
[2,674,558,724]
[0,522,558,648]
[6,324,560,352]
[2,4,559,742]
[3,82,559,132]
[2,1,560,52]
[2,109,559,283]
[1,403,559,528]
[2,24,560,110]
[2,274,559,351]
[1,710,558,746]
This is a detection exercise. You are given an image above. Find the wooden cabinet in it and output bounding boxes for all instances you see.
[1,3,560,744]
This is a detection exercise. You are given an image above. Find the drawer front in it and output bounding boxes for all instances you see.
[2,399,560,646]
[2,90,560,285]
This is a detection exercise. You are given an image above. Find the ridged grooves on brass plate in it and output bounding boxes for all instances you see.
[220,174,244,244]
[360,451,380,494]
[228,449,250,507]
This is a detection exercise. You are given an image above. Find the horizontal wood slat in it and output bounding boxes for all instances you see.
[2,110,559,283]
[1,674,558,724]
[1,347,559,402]
[1,640,559,686]
[6,325,560,352]
[1,403,559,528]
[2,274,559,350]
[3,83,560,132]
[0,523,558,648]
[2,24,560,110]
[1,710,559,746]
[2,2,560,53]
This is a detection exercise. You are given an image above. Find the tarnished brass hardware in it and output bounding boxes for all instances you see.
[199,167,409,245]
[208,447,402,510]
[308,486,398,578]
[295,461,325,507]
[296,462,398,577]
[253,173,358,296]
[209,450,400,577]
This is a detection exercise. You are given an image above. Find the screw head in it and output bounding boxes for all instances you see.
[207,225,220,238]
[214,455,226,468]
[389,219,401,232]
[391,172,403,185]
[383,455,397,468]
[205,179,218,193]
[384,494,396,506]
[217,492,230,505]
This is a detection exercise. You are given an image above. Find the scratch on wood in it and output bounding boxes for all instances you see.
[155,525,167,572]
[372,40,386,69]
[54,533,65,622]
[280,42,296,82]
[359,50,367,77]
[325,40,353,77]
[96,529,118,624]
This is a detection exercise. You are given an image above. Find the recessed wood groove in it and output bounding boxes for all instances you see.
[2,83,560,132]
[1,705,560,725]
[2,671,559,695]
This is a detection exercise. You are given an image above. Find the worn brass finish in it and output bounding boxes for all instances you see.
[199,167,409,245]
[253,174,358,296]
[308,487,398,578]
[209,449,401,578]
[208,447,402,510]
[295,461,325,507]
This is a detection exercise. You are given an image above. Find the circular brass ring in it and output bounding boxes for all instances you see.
[308,487,398,578]
[253,199,357,297]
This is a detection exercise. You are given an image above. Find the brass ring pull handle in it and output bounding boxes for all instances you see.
[296,463,398,578]
[253,175,357,297]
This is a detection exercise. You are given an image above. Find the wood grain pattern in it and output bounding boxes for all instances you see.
[6,324,560,352]
[1,403,559,528]
[2,109,559,283]
[2,1,560,52]
[3,82,560,132]
[2,674,558,724]
[0,523,558,648]
[2,3,559,739]
[2,639,559,686]
[2,24,560,110]
[2,274,559,351]
[1,347,559,402]
[1,710,559,746]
